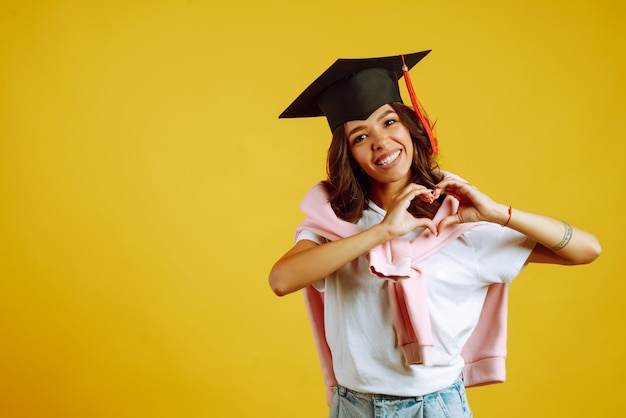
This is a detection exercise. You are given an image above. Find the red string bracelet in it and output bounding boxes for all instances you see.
[502,206,512,227]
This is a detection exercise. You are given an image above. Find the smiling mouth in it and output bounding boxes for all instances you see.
[376,150,401,166]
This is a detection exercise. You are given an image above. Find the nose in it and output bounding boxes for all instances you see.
[370,128,389,150]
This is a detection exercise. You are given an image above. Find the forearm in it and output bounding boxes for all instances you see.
[490,203,601,264]
[269,224,393,296]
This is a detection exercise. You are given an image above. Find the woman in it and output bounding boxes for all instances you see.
[270,50,601,417]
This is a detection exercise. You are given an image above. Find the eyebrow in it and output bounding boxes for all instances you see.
[346,109,396,138]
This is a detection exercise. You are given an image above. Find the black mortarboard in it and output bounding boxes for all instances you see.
[279,50,431,133]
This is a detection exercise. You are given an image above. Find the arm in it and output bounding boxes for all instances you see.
[433,178,601,265]
[269,226,392,296]
[269,184,438,296]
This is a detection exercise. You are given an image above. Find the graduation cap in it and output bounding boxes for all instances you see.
[279,50,437,153]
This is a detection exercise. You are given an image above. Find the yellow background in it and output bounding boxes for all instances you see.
[1,1,624,417]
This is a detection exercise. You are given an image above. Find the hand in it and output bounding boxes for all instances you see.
[381,183,438,238]
[433,178,506,232]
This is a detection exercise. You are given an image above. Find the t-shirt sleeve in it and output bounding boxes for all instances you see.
[296,229,326,245]
[466,222,536,284]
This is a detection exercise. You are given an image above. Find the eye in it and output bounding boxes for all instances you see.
[384,118,396,126]
[351,133,367,144]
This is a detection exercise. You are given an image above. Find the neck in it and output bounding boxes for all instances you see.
[369,178,411,211]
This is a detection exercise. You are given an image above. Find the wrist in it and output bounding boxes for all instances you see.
[371,222,397,244]
[501,205,513,227]
[491,204,512,226]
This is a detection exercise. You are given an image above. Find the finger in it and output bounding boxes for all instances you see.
[424,219,438,236]
[437,214,461,234]
[418,190,435,204]
[435,178,468,194]
[396,183,427,199]
[395,186,432,207]
[405,185,434,203]
[410,218,438,236]
[436,184,471,202]
[434,178,457,190]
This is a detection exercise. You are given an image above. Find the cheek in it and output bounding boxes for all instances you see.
[350,148,372,170]
[407,141,415,159]
[403,134,416,157]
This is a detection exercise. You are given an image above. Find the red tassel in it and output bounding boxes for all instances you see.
[401,55,438,154]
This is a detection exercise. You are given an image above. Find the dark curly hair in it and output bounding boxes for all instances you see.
[322,102,442,223]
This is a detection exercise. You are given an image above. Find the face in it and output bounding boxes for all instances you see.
[344,104,414,188]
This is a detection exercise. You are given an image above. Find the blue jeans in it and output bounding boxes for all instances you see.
[329,376,472,418]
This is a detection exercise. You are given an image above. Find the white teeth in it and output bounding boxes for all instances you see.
[377,150,401,166]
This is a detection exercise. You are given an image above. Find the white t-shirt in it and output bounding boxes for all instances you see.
[297,201,535,396]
